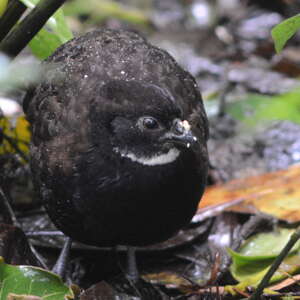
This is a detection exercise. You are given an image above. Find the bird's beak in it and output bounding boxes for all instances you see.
[162,120,198,149]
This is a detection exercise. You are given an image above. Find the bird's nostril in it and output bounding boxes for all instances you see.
[175,127,184,135]
[174,121,185,135]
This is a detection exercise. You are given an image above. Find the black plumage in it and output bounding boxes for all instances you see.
[24,29,209,249]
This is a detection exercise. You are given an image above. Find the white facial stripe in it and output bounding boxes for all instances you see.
[115,148,180,166]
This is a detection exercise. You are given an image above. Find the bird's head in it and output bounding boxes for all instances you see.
[94,80,199,166]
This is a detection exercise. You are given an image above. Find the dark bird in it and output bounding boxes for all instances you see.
[24,29,209,278]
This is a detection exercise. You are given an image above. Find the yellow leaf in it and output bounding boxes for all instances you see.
[0,115,30,157]
[0,0,8,17]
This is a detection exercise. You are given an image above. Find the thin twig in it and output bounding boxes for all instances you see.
[0,187,48,269]
[218,80,234,117]
[0,0,67,58]
[52,237,72,278]
[26,230,64,237]
[0,0,27,42]
[29,243,48,270]
[0,186,20,227]
[262,291,300,299]
[249,226,300,300]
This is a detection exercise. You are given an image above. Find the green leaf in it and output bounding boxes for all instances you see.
[228,228,300,288]
[0,0,8,17]
[19,0,73,59]
[28,28,62,60]
[0,257,74,300]
[227,89,300,128]
[238,228,300,257]
[49,9,73,43]
[272,14,300,53]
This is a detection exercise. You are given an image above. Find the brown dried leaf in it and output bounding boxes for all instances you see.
[197,164,300,222]
[269,274,300,291]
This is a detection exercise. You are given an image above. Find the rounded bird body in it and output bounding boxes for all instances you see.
[25,29,209,248]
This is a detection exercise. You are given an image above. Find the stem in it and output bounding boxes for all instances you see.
[52,237,72,278]
[0,187,48,269]
[126,246,139,282]
[0,186,19,227]
[249,227,300,300]
[0,0,27,43]
[26,230,64,237]
[29,243,48,269]
[0,0,67,58]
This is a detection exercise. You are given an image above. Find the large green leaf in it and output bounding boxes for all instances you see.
[19,0,73,59]
[227,228,300,289]
[0,257,74,300]
[272,14,300,53]
[238,228,300,257]
[28,28,63,60]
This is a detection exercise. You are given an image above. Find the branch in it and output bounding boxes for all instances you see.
[0,0,67,58]
[0,0,27,43]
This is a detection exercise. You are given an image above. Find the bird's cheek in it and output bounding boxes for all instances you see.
[161,140,172,149]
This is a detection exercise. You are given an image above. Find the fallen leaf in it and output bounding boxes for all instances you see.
[0,257,74,300]
[226,227,300,293]
[269,273,300,291]
[197,164,300,222]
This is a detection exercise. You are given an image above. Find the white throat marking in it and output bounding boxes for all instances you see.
[115,148,180,166]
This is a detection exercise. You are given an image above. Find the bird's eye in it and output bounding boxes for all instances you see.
[142,117,159,130]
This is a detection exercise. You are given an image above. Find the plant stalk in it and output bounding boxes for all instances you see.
[249,227,300,300]
[0,0,67,58]
[0,0,27,43]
